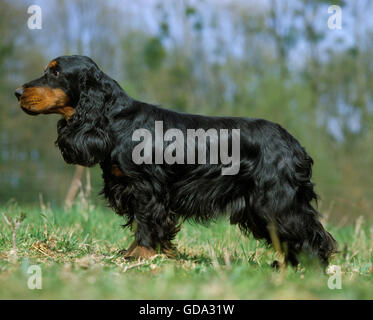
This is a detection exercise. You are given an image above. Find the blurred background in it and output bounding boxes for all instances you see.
[1,0,372,223]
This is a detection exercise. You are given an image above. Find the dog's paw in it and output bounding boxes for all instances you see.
[117,239,138,258]
[124,245,157,260]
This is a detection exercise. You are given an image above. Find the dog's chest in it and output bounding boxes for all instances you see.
[99,161,133,215]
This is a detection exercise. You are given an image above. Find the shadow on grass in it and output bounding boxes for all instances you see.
[176,249,261,268]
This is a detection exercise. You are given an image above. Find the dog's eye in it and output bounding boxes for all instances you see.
[51,69,60,77]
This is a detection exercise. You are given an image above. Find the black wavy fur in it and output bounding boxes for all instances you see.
[21,55,337,266]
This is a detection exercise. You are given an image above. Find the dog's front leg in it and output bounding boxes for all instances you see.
[121,179,166,260]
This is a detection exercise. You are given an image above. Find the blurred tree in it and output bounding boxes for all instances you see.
[1,0,373,220]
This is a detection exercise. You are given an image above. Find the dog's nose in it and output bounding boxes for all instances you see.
[14,87,24,100]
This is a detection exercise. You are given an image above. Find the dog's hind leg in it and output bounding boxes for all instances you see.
[274,203,337,267]
[265,202,336,267]
[235,185,336,267]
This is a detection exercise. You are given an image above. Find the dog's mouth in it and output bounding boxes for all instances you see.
[17,87,73,120]
[21,106,39,116]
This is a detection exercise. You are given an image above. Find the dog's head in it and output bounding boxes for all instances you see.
[15,55,115,166]
[15,55,104,120]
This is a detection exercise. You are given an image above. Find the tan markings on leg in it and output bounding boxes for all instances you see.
[123,239,138,258]
[121,221,138,257]
[125,245,156,260]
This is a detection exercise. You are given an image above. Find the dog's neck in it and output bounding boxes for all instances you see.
[102,79,135,115]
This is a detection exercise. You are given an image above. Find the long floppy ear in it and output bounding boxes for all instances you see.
[56,67,112,167]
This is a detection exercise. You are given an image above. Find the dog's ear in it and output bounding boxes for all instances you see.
[56,67,112,167]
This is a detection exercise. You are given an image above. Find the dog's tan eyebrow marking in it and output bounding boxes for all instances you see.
[48,60,57,68]
[43,60,58,72]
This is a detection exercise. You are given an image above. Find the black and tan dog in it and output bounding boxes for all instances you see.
[15,55,336,265]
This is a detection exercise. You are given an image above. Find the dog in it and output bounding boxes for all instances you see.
[15,55,336,266]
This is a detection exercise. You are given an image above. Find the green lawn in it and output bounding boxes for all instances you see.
[0,203,372,299]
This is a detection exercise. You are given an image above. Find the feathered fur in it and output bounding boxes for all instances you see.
[17,55,337,265]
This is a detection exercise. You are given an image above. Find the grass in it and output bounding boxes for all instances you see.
[0,202,372,299]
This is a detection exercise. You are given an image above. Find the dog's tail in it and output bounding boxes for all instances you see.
[284,197,337,265]
[289,151,337,264]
